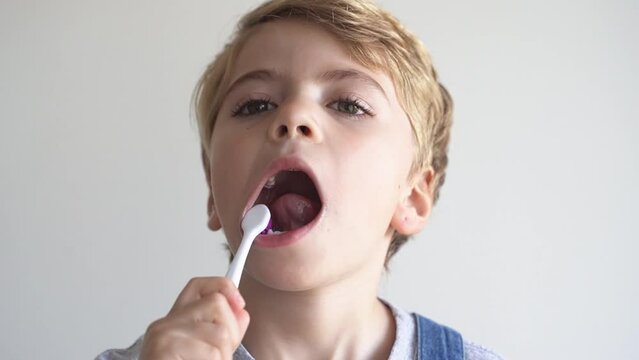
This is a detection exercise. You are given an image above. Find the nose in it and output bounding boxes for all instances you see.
[268,99,323,143]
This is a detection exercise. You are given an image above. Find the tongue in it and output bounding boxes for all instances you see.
[270,193,320,231]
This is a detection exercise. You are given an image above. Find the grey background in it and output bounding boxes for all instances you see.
[1,0,637,359]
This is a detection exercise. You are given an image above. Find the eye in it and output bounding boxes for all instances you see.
[329,96,374,118]
[231,98,277,117]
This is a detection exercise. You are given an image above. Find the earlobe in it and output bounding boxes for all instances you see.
[207,192,222,231]
[390,167,435,236]
[202,148,222,231]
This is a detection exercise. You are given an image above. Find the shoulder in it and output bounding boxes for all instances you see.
[463,340,505,360]
[412,312,504,360]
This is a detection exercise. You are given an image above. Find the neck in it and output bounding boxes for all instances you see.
[239,264,395,359]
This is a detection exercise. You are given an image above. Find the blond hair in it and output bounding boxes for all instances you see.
[193,0,453,263]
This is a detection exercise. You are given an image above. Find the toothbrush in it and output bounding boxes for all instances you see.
[225,204,272,287]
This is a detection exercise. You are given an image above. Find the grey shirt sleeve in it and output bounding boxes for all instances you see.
[464,341,505,360]
[95,335,143,360]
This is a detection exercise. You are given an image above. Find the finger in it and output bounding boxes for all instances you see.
[141,325,228,360]
[203,292,242,346]
[171,277,244,313]
[191,321,236,359]
[169,292,242,346]
[236,308,251,341]
[171,277,216,311]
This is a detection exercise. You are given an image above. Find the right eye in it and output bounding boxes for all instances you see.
[231,98,277,117]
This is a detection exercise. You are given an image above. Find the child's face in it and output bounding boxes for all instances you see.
[207,20,424,290]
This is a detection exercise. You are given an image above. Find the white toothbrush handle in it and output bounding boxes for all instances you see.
[225,230,258,287]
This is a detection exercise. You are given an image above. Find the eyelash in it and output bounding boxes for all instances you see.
[231,96,275,117]
[230,96,375,118]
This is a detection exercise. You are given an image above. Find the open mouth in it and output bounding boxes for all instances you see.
[254,170,322,235]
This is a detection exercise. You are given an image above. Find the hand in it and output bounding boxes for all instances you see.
[140,277,250,360]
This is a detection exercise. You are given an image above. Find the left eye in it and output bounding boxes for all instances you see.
[329,97,373,117]
[232,99,277,117]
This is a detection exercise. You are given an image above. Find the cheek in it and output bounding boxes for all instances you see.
[209,130,250,232]
[330,129,412,232]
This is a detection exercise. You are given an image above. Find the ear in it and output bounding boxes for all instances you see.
[390,166,435,236]
[202,148,222,231]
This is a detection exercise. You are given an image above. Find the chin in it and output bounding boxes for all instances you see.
[243,251,342,292]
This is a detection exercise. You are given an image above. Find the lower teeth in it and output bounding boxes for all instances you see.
[266,229,285,235]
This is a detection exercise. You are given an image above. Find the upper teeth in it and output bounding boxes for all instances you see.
[264,176,276,189]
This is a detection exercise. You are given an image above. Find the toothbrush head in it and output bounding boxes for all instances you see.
[261,217,273,235]
[241,204,271,238]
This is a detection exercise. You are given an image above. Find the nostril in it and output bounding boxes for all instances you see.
[298,125,311,137]
[277,125,288,137]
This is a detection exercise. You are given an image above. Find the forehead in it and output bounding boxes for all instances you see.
[236,19,348,66]
[229,19,399,100]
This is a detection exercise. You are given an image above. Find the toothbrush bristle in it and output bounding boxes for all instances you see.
[260,218,273,235]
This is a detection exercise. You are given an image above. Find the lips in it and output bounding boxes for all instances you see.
[242,156,324,245]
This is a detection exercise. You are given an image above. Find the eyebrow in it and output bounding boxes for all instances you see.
[225,69,276,97]
[224,68,389,101]
[319,69,388,101]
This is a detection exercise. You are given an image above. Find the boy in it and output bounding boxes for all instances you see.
[98,0,502,359]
